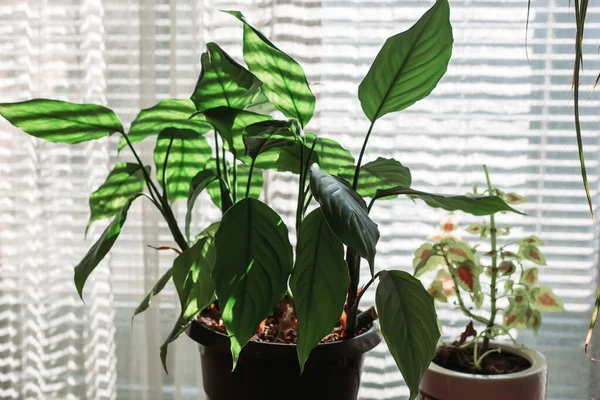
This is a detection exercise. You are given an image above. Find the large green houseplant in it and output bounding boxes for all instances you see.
[0,1,520,398]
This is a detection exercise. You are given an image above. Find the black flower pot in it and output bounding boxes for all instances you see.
[186,320,382,400]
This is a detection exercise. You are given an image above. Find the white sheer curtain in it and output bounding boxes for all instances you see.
[1,0,599,399]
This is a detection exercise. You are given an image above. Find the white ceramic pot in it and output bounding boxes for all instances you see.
[419,343,548,400]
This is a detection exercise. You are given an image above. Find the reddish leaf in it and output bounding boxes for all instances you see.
[498,261,516,276]
[457,264,474,291]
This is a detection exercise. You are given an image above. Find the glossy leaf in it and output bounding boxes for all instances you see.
[306,133,355,175]
[224,10,315,127]
[75,194,141,299]
[338,157,411,198]
[87,162,149,233]
[132,268,173,320]
[119,99,211,150]
[373,186,522,216]
[309,165,380,275]
[185,169,218,241]
[206,162,263,209]
[212,198,293,368]
[244,120,297,159]
[202,106,272,158]
[358,0,452,122]
[290,208,350,372]
[376,270,440,400]
[154,128,212,202]
[160,236,216,370]
[254,141,318,174]
[533,286,565,312]
[191,42,261,112]
[0,99,123,144]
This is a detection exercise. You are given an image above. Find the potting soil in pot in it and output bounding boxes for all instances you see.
[433,344,532,375]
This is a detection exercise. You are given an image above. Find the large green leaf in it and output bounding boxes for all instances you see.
[253,141,318,174]
[154,128,212,202]
[376,270,440,400]
[0,99,123,144]
[132,268,173,321]
[372,186,522,216]
[358,0,453,122]
[244,120,297,159]
[75,194,142,299]
[309,165,379,274]
[202,106,272,158]
[160,236,216,370]
[306,133,355,175]
[118,99,211,150]
[212,198,293,368]
[206,162,263,209]
[185,169,218,241]
[87,162,149,233]
[290,208,349,372]
[191,42,261,112]
[338,157,411,198]
[224,10,316,127]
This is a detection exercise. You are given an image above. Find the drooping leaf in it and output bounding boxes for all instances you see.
[87,162,149,232]
[520,268,539,287]
[498,260,517,276]
[154,128,212,202]
[0,99,123,144]
[376,270,440,400]
[453,260,481,295]
[338,157,411,198]
[194,222,220,243]
[119,99,211,150]
[358,0,453,122]
[185,169,218,241]
[224,10,316,127]
[202,106,272,158]
[244,120,298,159]
[74,194,142,299]
[206,162,264,209]
[306,133,355,175]
[191,42,261,112]
[212,198,293,368]
[504,306,527,330]
[309,165,380,275]
[526,308,542,334]
[160,236,216,371]
[513,287,529,309]
[290,208,350,372]
[427,280,449,302]
[132,268,173,321]
[412,243,444,278]
[533,286,565,312]
[373,186,522,216]
[520,245,546,266]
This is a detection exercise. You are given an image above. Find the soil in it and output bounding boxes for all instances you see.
[433,344,532,375]
[197,299,371,345]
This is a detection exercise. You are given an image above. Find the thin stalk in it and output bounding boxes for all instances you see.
[222,145,230,190]
[122,133,162,208]
[303,193,313,217]
[483,165,498,352]
[161,135,175,202]
[475,348,502,370]
[344,248,361,337]
[295,140,305,236]
[213,130,222,181]
[232,160,238,203]
[245,158,256,198]
[352,120,376,190]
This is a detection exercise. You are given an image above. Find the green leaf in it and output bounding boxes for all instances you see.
[253,141,318,174]
[520,235,544,246]
[520,268,539,287]
[358,0,453,122]
[0,99,123,144]
[533,286,565,312]
[160,236,216,371]
[132,268,173,321]
[289,208,350,372]
[427,280,449,302]
[306,133,355,175]
[244,120,297,159]
[185,169,219,241]
[224,10,316,127]
[74,194,142,299]
[338,157,411,198]
[191,42,261,112]
[376,270,440,400]
[309,165,379,275]
[119,99,211,150]
[373,186,522,216]
[520,245,546,266]
[212,198,293,368]
[505,192,527,205]
[202,106,272,158]
[206,162,263,209]
[154,127,212,202]
[87,162,149,233]
[412,243,444,278]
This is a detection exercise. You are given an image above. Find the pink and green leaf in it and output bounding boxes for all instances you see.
[519,268,538,287]
[533,286,565,312]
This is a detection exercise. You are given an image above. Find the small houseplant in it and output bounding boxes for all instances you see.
[415,166,564,400]
[0,1,520,399]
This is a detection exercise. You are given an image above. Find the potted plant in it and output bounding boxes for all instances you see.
[0,1,520,399]
[415,166,565,400]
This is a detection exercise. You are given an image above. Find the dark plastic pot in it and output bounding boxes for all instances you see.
[186,320,382,400]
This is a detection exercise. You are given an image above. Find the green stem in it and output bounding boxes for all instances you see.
[352,120,376,190]
[122,133,162,207]
[161,135,175,202]
[483,165,498,352]
[232,160,238,203]
[245,158,256,198]
[344,248,361,337]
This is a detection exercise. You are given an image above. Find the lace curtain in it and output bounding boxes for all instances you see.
[1,0,599,399]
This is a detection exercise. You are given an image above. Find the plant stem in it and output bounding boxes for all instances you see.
[295,139,305,236]
[344,248,361,337]
[352,120,376,190]
[122,133,162,207]
[483,165,498,352]
[246,158,256,198]
[232,160,238,203]
[161,135,175,202]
